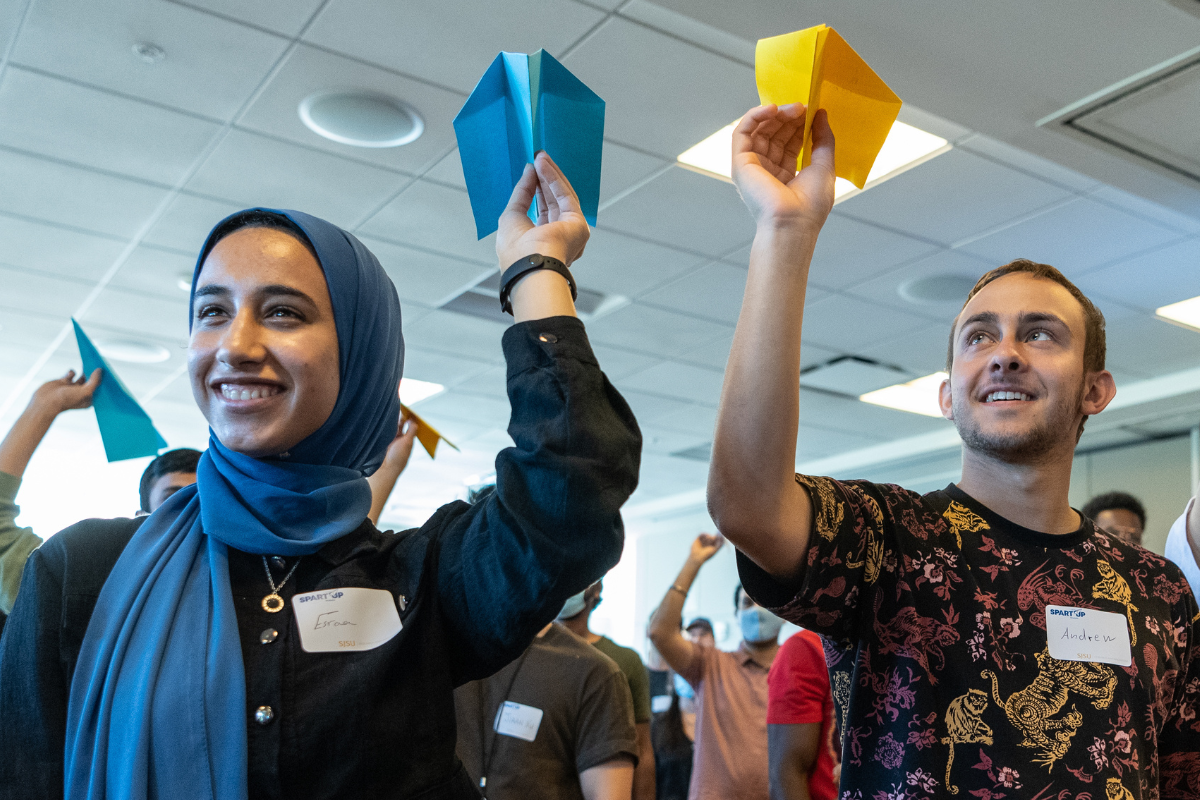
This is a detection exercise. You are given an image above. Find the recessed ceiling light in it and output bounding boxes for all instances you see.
[299,91,424,148]
[677,119,949,203]
[132,42,166,64]
[859,371,948,417]
[1156,295,1200,332]
[96,339,171,364]
[399,378,444,406]
[898,274,979,304]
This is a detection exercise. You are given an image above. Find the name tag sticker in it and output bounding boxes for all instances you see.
[1045,605,1131,666]
[291,587,403,653]
[494,701,543,742]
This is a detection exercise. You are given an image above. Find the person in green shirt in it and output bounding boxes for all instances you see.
[0,370,203,615]
[559,579,656,800]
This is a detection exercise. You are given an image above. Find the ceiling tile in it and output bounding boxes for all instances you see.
[180,0,326,37]
[184,128,408,228]
[0,213,127,282]
[598,166,755,257]
[572,226,705,299]
[238,44,466,175]
[0,149,170,239]
[796,423,883,463]
[615,389,693,426]
[652,403,717,438]
[639,425,709,456]
[956,134,1101,193]
[80,286,191,343]
[808,212,941,290]
[798,387,954,440]
[958,197,1183,278]
[450,364,509,401]
[402,309,508,364]
[141,191,247,253]
[562,16,754,159]
[641,262,747,324]
[1103,315,1200,378]
[357,178,496,264]
[109,245,199,301]
[600,141,669,205]
[1087,186,1200,236]
[424,148,467,189]
[0,263,93,316]
[1075,238,1200,312]
[358,234,492,307]
[676,333,841,374]
[305,0,604,94]
[585,302,732,357]
[397,346,490,389]
[835,148,1074,247]
[844,248,992,317]
[12,0,289,120]
[414,390,511,429]
[0,306,70,351]
[857,323,954,377]
[589,344,661,381]
[0,67,221,186]
[617,360,725,404]
[801,294,932,354]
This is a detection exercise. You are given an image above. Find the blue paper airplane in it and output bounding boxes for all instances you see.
[454,49,605,239]
[72,320,168,462]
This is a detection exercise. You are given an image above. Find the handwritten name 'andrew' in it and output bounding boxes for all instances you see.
[1059,627,1116,643]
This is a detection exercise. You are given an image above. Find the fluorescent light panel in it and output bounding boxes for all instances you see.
[677,120,949,201]
[859,371,948,417]
[1157,296,1200,332]
[399,378,444,406]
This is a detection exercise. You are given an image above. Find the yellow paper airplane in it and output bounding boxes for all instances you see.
[756,25,902,189]
[400,404,459,459]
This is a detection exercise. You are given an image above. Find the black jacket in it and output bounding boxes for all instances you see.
[0,316,641,800]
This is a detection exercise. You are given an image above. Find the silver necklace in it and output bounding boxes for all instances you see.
[260,556,301,613]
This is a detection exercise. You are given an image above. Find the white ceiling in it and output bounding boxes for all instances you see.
[1,0,1199,531]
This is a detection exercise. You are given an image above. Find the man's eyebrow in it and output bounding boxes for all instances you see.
[959,311,999,329]
[1018,311,1069,328]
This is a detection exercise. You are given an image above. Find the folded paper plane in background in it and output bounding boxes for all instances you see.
[400,404,458,459]
[72,319,168,463]
[756,25,902,189]
[454,49,605,239]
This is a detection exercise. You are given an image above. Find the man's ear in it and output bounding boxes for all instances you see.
[1081,370,1117,416]
[939,375,954,421]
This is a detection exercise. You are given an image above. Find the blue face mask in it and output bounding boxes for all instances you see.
[673,673,695,700]
[557,589,589,620]
[739,606,784,644]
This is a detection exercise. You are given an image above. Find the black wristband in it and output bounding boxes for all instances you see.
[498,254,577,315]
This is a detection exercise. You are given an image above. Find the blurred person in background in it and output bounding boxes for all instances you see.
[648,534,782,800]
[559,579,656,800]
[685,617,715,649]
[1082,490,1146,546]
[455,620,638,800]
[767,630,839,800]
[651,663,697,800]
[0,152,641,799]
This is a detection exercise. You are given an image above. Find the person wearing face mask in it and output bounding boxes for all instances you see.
[648,534,782,800]
[0,153,642,800]
[559,581,656,800]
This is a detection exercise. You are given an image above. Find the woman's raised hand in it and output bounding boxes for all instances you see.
[496,151,590,270]
[731,103,836,232]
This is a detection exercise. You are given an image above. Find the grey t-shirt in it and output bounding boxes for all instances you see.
[455,623,638,800]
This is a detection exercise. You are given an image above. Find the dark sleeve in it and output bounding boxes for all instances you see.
[626,652,652,725]
[575,666,639,774]
[736,476,905,642]
[0,544,67,800]
[432,316,641,684]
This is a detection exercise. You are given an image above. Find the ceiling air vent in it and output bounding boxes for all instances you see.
[800,355,912,397]
[440,271,628,324]
[1038,43,1200,186]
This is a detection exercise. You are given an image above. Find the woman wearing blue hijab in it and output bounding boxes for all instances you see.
[0,154,641,799]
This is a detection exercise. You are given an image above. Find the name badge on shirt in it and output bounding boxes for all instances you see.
[494,701,543,742]
[291,587,403,653]
[1045,605,1131,666]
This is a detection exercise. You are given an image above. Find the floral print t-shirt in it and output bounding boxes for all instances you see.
[736,478,1200,799]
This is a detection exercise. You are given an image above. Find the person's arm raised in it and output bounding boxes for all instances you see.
[366,410,418,526]
[707,104,836,582]
[0,369,102,478]
[497,151,587,323]
[647,534,723,675]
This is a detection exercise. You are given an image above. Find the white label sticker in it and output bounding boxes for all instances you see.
[291,587,403,653]
[494,701,543,742]
[1045,605,1132,666]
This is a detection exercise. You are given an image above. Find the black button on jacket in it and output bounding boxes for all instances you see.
[0,317,642,800]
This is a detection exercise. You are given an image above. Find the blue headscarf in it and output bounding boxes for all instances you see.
[64,209,404,799]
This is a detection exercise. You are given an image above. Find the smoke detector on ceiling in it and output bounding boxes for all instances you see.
[899,274,978,304]
[131,42,166,64]
[96,339,171,364]
[299,91,424,148]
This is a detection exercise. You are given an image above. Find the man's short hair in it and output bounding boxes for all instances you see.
[946,259,1106,375]
[1082,491,1146,529]
[139,448,202,512]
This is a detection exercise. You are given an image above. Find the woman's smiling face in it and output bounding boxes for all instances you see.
[189,226,340,458]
